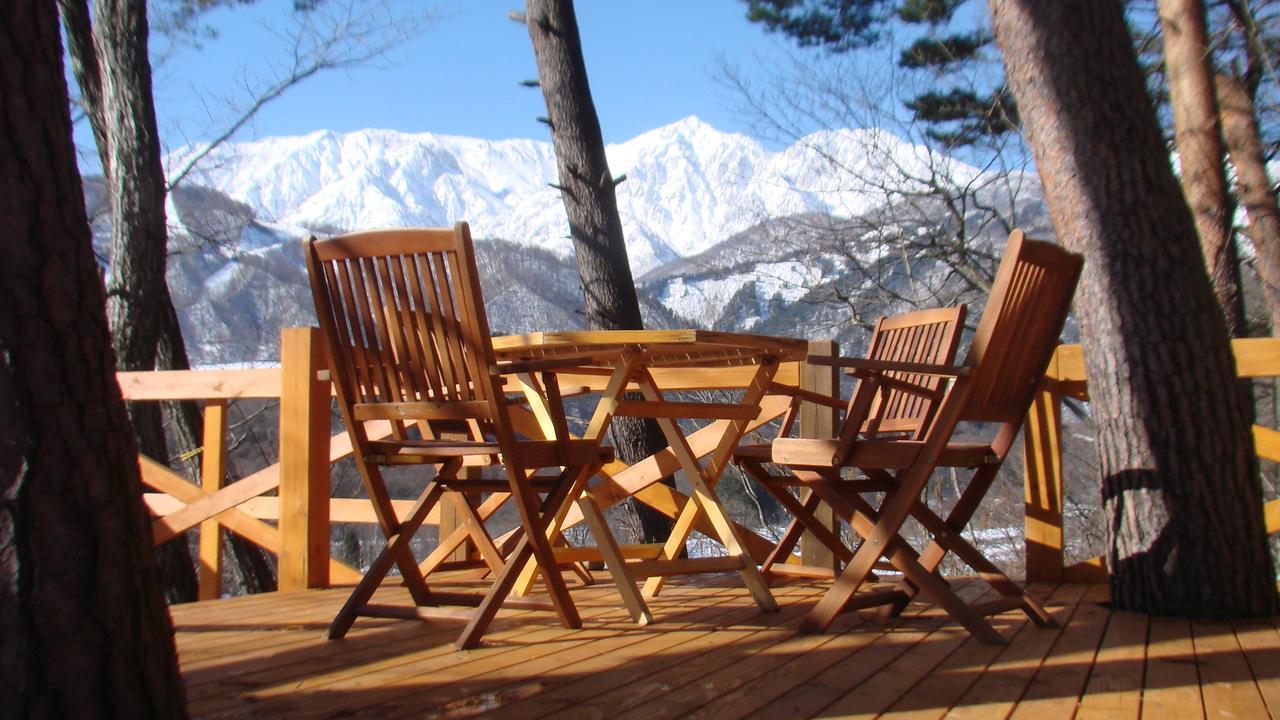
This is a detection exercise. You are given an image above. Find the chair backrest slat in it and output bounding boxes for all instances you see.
[307,224,499,428]
[847,305,966,440]
[961,230,1083,423]
[437,251,476,402]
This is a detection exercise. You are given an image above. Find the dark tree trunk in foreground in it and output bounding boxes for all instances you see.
[0,2,188,716]
[526,0,673,542]
[1159,0,1246,336]
[1217,72,1280,332]
[991,0,1276,616]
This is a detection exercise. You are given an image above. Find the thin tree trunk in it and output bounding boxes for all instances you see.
[94,0,169,374]
[1217,71,1280,332]
[991,0,1277,616]
[525,0,673,542]
[0,2,188,715]
[1159,0,1246,336]
[58,0,110,171]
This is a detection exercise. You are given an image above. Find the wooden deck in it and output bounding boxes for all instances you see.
[173,574,1280,719]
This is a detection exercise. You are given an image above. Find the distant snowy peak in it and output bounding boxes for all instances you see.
[169,115,980,274]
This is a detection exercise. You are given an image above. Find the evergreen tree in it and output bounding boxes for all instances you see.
[746,0,1016,147]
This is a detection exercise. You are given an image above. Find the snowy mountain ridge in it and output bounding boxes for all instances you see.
[170,116,976,274]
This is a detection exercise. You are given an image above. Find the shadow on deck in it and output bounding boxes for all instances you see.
[172,575,1280,719]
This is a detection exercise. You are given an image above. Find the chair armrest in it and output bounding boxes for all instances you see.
[873,373,947,401]
[766,382,846,410]
[807,355,970,378]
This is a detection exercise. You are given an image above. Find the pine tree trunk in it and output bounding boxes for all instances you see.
[0,2,188,715]
[1216,71,1280,332]
[62,0,205,600]
[990,0,1277,617]
[94,0,169,374]
[525,0,673,542]
[1159,0,1246,336]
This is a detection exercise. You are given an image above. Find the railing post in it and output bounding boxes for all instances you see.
[198,399,227,600]
[1024,351,1065,582]
[798,340,839,572]
[279,327,330,590]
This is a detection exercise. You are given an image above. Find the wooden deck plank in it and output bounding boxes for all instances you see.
[867,594,1047,720]
[1007,583,1113,720]
[1139,616,1203,720]
[179,579,547,674]
[544,588,828,720]
[430,582,829,720]
[898,582,1085,720]
[183,585,590,706]
[164,578,1280,720]
[1192,619,1271,720]
[374,585,778,720]
[739,580,993,720]
[1075,608,1148,720]
[1233,619,1280,717]
[612,586,937,720]
[189,582,716,718]
[678,595,955,719]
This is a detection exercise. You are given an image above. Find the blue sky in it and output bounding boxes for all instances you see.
[137,0,808,154]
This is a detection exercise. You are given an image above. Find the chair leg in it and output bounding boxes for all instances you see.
[762,499,812,579]
[513,465,585,627]
[512,465,595,596]
[766,482,852,566]
[738,459,818,581]
[328,481,446,639]
[910,502,1057,627]
[880,464,995,616]
[455,532,536,650]
[822,486,1006,644]
[795,473,1004,643]
[454,465,587,649]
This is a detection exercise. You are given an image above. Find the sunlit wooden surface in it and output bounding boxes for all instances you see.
[171,574,1280,719]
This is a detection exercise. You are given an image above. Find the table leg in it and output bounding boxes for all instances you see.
[632,365,778,611]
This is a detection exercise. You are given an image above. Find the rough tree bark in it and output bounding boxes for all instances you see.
[990,0,1277,616]
[1217,72,1280,332]
[525,0,673,542]
[0,2,188,716]
[1159,0,1246,336]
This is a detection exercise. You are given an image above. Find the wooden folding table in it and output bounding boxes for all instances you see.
[491,329,809,611]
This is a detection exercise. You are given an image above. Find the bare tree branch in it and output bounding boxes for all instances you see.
[167,0,433,190]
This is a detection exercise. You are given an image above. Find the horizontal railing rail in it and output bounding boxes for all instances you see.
[1024,338,1280,583]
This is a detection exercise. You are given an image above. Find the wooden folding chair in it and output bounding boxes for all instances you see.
[306,223,648,650]
[738,230,1082,643]
[736,305,967,582]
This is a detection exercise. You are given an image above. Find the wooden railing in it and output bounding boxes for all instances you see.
[123,328,351,598]
[125,327,820,599]
[1023,338,1280,583]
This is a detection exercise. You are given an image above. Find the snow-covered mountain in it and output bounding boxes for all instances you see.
[122,116,1043,365]
[170,116,984,275]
